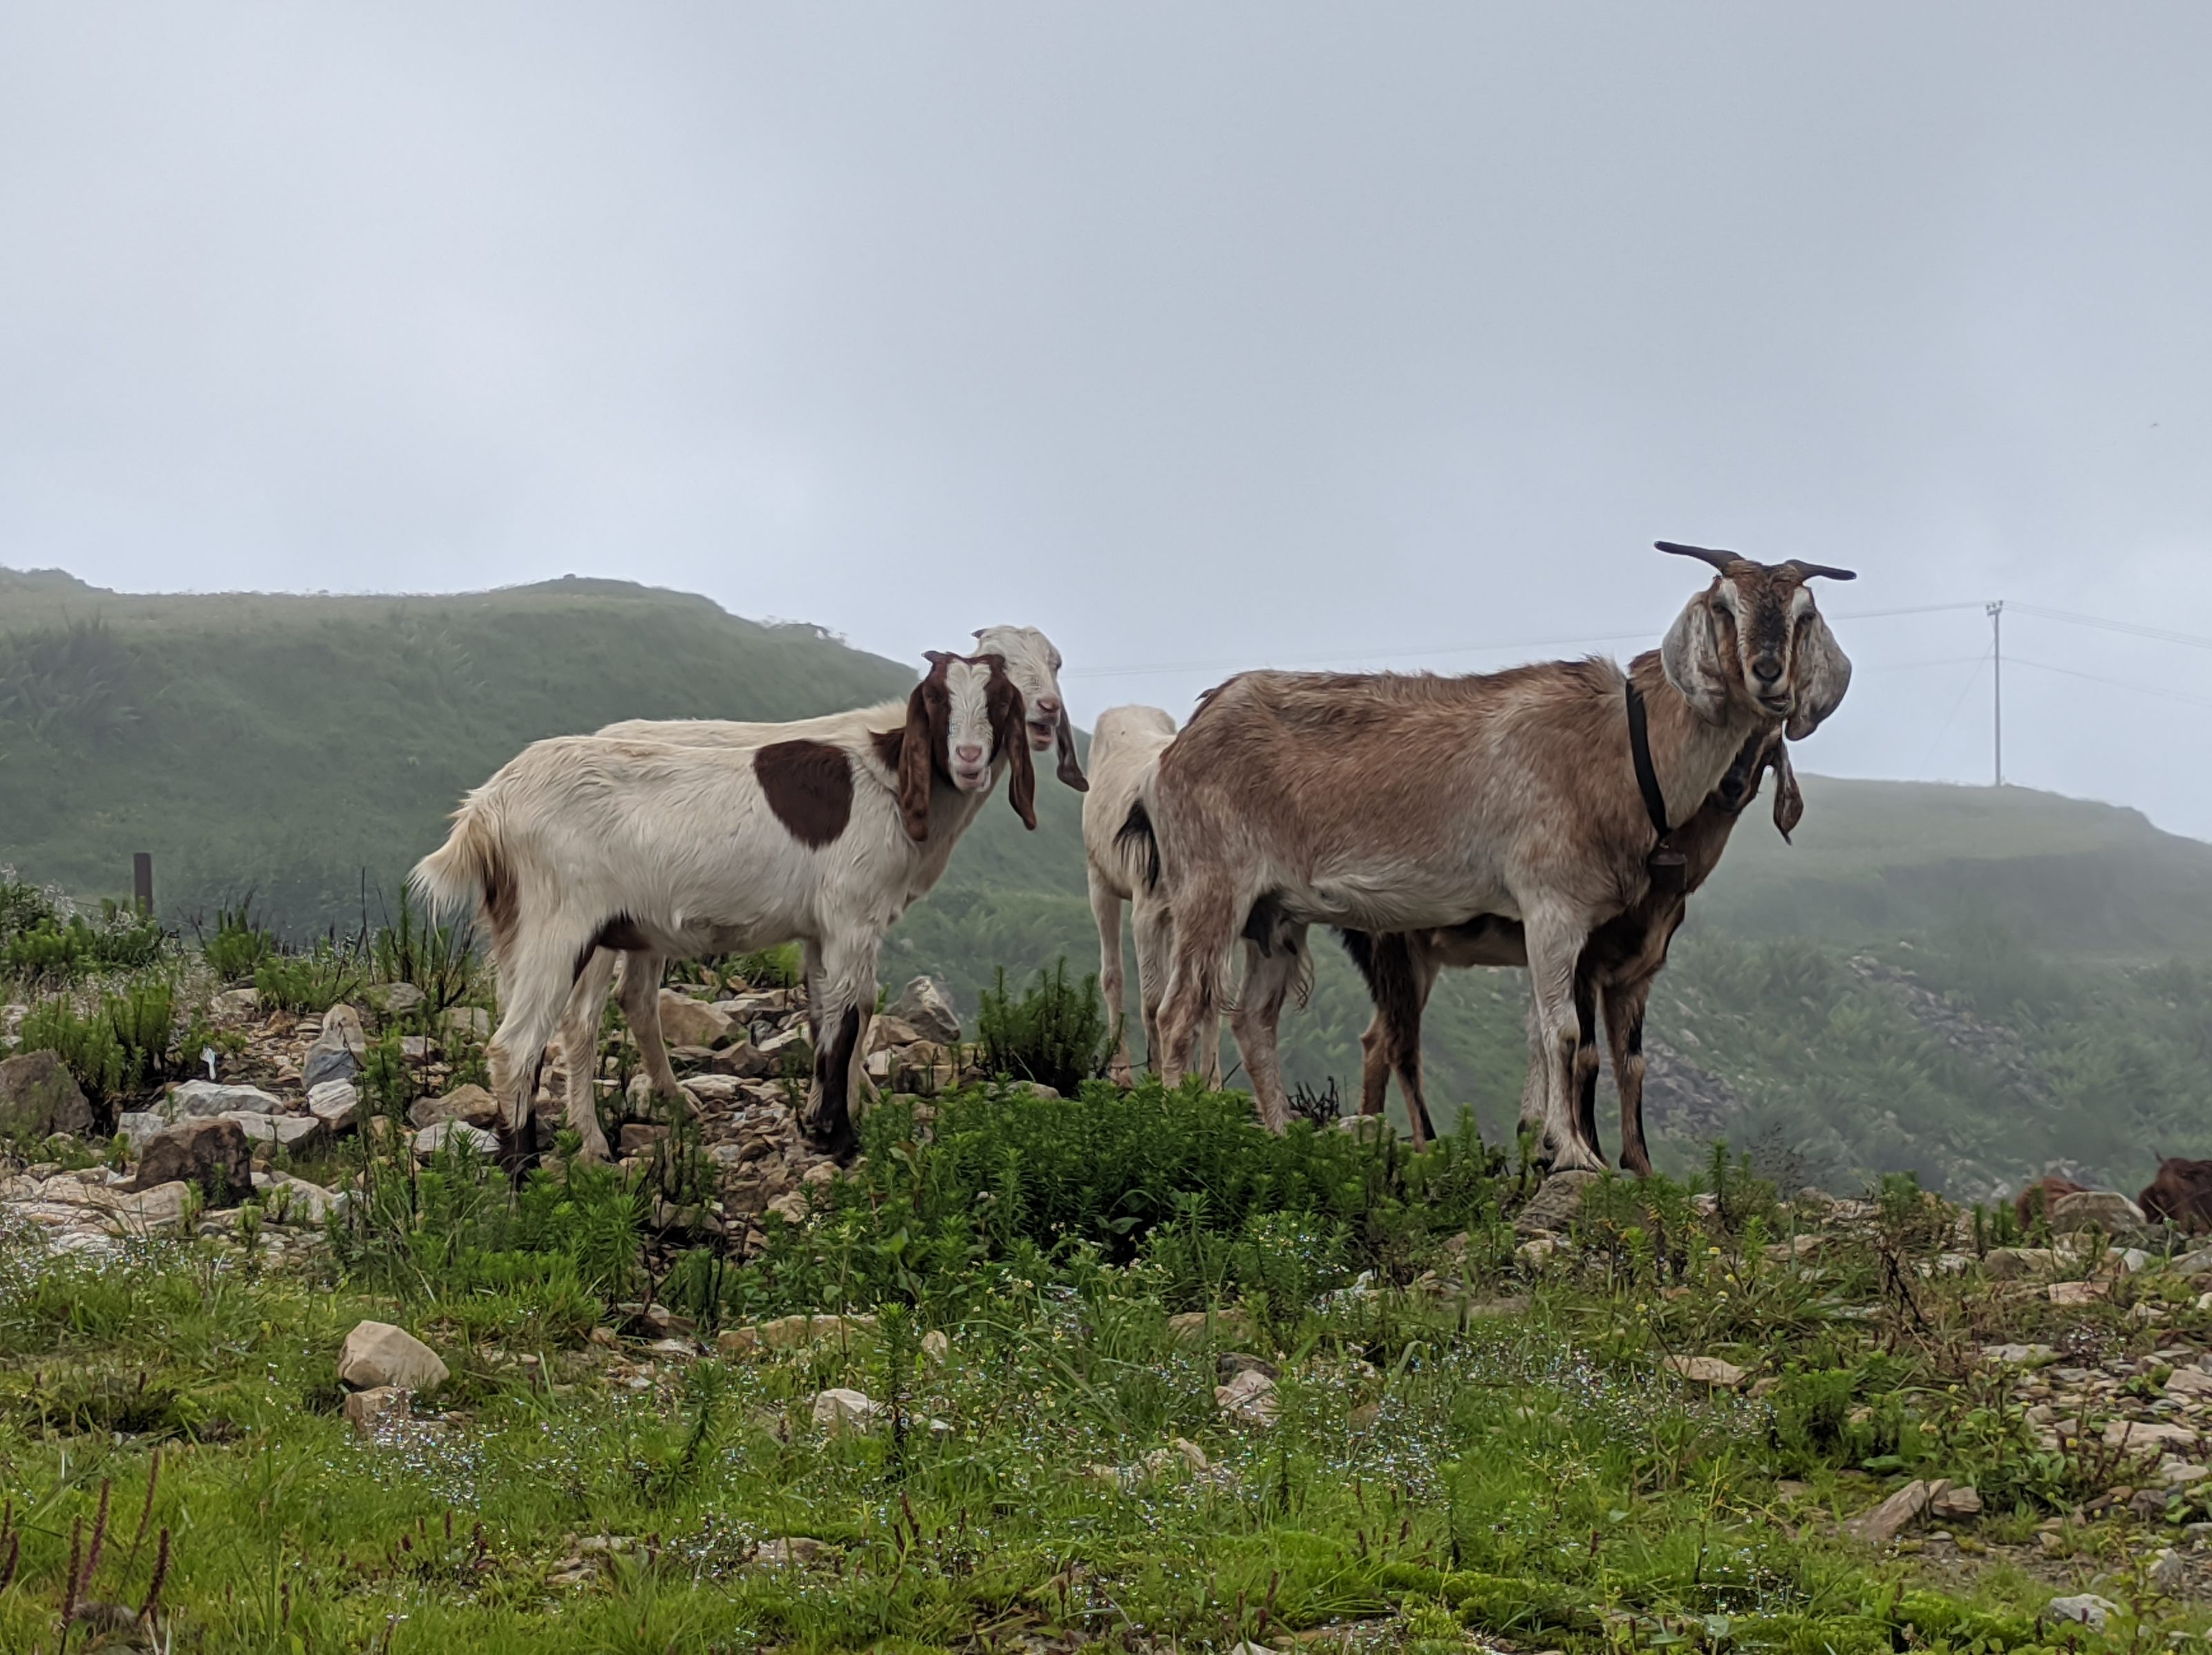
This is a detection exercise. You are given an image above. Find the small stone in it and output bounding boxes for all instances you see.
[619,1123,669,1155]
[2049,1190,2148,1238]
[308,1081,360,1132]
[1166,1309,1255,1345]
[1515,1235,1558,1269]
[2047,1593,2119,1631]
[2150,1548,2186,1594]
[0,1050,93,1139]
[811,1387,881,1434]
[210,987,261,1019]
[2107,1419,2198,1452]
[1514,1169,1600,1236]
[337,1321,449,1392]
[1843,1479,1942,1545]
[224,1112,328,1154]
[800,1161,838,1188]
[376,982,426,1016]
[887,977,962,1045]
[443,1006,491,1040]
[1665,1355,1749,1390]
[657,990,735,1049]
[920,1329,950,1365]
[765,1190,809,1224]
[304,1004,366,1088]
[167,1079,283,1117]
[1929,1484,1982,1520]
[752,1537,833,1569]
[2165,1461,2211,1487]
[135,1118,253,1202]
[1981,1343,2058,1365]
[2048,1278,2110,1305]
[413,1120,500,1158]
[344,1385,413,1437]
[255,1170,346,1223]
[716,1313,879,1356]
[1217,1352,1280,1383]
[410,1083,502,1130]
[1215,1367,1278,1426]
[1980,1247,2057,1280]
[114,1111,167,1153]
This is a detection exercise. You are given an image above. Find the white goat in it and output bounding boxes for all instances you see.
[1081,706,1221,1087]
[412,651,1038,1162]
[1125,543,1852,1169]
[568,625,1085,1148]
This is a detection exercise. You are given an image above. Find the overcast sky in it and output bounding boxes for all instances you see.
[4,6,2210,832]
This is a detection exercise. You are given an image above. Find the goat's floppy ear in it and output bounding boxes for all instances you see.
[897,678,937,842]
[1787,608,1852,740]
[1768,744,1804,841]
[1053,707,1089,790]
[1660,590,1733,724]
[989,675,1038,830]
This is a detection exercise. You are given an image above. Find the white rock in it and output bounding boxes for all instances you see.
[308,1081,360,1132]
[414,1120,500,1158]
[337,1320,449,1392]
[169,1079,283,1117]
[2166,1366,2212,1398]
[2047,1594,2119,1631]
[920,1329,950,1365]
[1980,1343,2057,1365]
[766,1190,809,1224]
[1665,1355,1749,1390]
[115,1110,169,1152]
[255,1170,346,1222]
[887,977,962,1045]
[225,1112,328,1151]
[2150,1547,2186,1594]
[211,987,261,1019]
[1215,1367,1279,1426]
[657,989,735,1049]
[344,1385,413,1437]
[2106,1418,2198,1452]
[811,1387,882,1434]
[376,982,426,1015]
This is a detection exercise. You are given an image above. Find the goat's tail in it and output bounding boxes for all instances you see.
[1114,798,1161,892]
[409,794,517,954]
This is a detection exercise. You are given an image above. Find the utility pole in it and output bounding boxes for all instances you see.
[1987,600,2005,787]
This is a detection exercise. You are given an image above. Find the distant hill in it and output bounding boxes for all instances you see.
[8,566,2212,1199]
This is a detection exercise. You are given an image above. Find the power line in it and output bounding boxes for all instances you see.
[2010,604,2212,654]
[2007,654,2212,713]
[1915,651,1992,777]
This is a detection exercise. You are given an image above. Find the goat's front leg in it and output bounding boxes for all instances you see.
[615,948,688,1104]
[1603,976,1656,1178]
[1090,865,1134,1086]
[1520,905,1604,1174]
[800,932,879,1159]
[557,948,617,1163]
[1228,924,1305,1133]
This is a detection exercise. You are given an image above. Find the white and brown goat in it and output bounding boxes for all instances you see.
[566,626,1085,1144]
[1123,543,1852,1170]
[411,651,1038,1162]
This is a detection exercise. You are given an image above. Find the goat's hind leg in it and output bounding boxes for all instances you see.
[1603,978,1656,1178]
[1091,866,1135,1085]
[1520,905,1603,1174]
[1154,879,1237,1089]
[487,918,598,1176]
[557,948,618,1163]
[801,931,881,1160]
[1228,924,1306,1134]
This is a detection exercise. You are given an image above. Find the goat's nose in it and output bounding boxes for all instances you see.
[955,743,984,764]
[1035,698,1059,716]
[1751,655,1784,684]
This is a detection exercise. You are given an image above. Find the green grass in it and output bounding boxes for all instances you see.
[4,1083,2208,1653]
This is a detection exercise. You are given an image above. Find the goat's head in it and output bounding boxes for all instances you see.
[974,624,1088,791]
[1656,543,1855,739]
[897,651,1039,842]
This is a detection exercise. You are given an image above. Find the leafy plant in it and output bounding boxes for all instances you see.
[254,939,364,1013]
[976,957,1110,1097]
[198,901,276,982]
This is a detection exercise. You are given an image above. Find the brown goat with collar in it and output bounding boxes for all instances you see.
[1124,542,1853,1168]
[1342,725,1799,1170]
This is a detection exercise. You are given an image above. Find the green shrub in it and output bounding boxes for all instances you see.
[254,939,364,1013]
[1,901,167,983]
[15,977,200,1103]
[367,891,482,1013]
[976,957,1110,1096]
[200,901,276,982]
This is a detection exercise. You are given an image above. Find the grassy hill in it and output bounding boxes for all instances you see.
[9,565,2212,1199]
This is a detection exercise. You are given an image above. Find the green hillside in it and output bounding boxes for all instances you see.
[8,566,2212,1199]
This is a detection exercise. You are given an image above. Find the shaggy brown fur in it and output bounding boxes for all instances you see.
[2015,1175,2088,1228]
[2139,1159,2212,1234]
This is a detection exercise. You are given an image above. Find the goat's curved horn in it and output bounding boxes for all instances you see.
[1781,559,1858,582]
[1655,541,1740,572]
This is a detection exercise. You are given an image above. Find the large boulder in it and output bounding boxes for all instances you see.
[2049,1190,2148,1238]
[0,1050,93,1139]
[303,1004,366,1090]
[168,1079,283,1118]
[888,978,962,1045]
[657,990,735,1049]
[337,1320,449,1392]
[135,1118,253,1202]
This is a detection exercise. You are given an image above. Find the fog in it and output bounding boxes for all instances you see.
[4,6,2209,829]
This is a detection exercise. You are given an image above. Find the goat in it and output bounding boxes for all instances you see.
[1082,705,1222,1087]
[1340,725,1798,1168]
[2014,1175,2088,1229]
[2139,1158,2212,1234]
[411,651,1038,1163]
[1126,542,1852,1170]
[568,625,1085,1149]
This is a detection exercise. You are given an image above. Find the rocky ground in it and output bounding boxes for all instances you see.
[0,970,975,1263]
